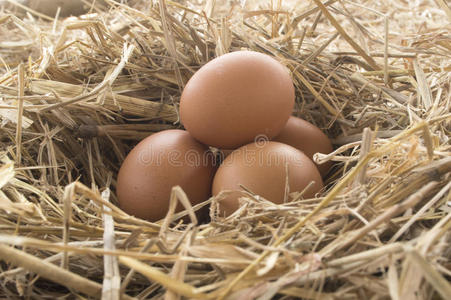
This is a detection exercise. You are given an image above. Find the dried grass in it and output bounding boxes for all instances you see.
[0,0,450,299]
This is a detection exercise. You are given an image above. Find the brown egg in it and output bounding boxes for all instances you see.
[180,51,294,149]
[273,116,333,177]
[216,149,234,163]
[116,130,216,222]
[212,141,323,216]
[26,0,89,17]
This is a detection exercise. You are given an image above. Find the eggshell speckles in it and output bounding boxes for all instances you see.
[212,141,323,216]
[116,130,216,222]
[273,116,333,177]
[180,51,294,149]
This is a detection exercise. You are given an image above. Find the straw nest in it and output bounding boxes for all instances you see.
[0,0,450,299]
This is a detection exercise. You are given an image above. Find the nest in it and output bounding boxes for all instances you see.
[0,0,450,299]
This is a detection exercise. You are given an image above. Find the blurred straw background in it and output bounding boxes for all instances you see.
[0,0,450,299]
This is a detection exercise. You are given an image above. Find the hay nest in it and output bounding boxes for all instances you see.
[0,0,450,299]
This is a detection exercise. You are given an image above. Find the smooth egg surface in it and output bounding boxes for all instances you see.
[28,0,89,17]
[180,51,294,149]
[273,116,333,177]
[212,141,323,216]
[116,130,216,222]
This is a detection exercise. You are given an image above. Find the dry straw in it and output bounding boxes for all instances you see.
[0,0,450,299]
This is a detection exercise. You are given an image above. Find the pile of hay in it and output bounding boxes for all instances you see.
[0,0,450,298]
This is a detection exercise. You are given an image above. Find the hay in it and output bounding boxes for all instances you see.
[0,0,450,299]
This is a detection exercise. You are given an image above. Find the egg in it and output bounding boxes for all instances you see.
[116,130,216,222]
[273,116,333,177]
[217,149,234,162]
[212,141,323,216]
[180,51,295,149]
[26,0,88,17]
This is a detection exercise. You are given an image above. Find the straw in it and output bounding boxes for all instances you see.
[0,0,450,298]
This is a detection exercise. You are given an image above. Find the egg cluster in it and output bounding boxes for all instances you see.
[116,51,333,221]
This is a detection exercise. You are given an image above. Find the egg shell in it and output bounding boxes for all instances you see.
[180,51,295,149]
[217,149,234,162]
[116,130,216,222]
[273,116,333,177]
[212,141,323,216]
[27,0,89,17]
